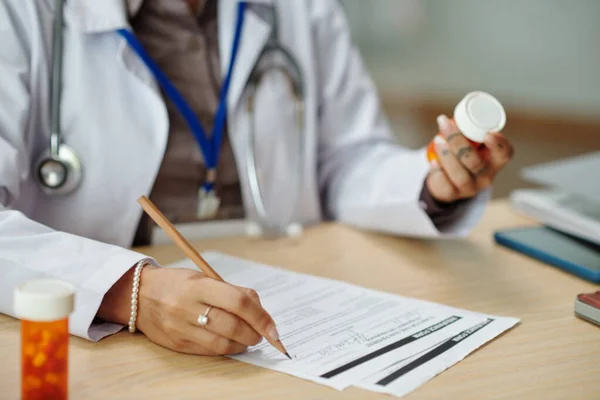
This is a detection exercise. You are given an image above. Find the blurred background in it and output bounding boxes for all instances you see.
[341,0,600,198]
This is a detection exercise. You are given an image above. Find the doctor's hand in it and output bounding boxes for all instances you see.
[425,114,514,203]
[98,266,279,355]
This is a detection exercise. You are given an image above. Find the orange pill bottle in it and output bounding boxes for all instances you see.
[14,280,75,400]
[427,91,506,163]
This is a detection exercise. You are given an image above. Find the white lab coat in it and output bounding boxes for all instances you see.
[0,0,489,341]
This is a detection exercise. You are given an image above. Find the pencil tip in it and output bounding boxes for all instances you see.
[285,352,292,360]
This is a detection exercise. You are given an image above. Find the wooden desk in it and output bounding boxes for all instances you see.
[1,201,598,399]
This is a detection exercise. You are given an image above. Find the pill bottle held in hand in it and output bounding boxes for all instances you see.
[426,91,506,163]
[14,279,75,400]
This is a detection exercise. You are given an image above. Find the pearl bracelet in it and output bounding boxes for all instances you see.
[128,258,152,333]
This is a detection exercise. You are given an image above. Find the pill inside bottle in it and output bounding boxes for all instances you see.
[14,279,75,400]
[427,91,506,163]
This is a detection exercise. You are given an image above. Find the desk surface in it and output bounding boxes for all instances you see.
[1,201,599,399]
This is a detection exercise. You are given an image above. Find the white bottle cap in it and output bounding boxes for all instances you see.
[14,279,75,322]
[453,91,506,143]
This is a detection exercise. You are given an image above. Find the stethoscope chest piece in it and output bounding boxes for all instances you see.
[35,144,83,195]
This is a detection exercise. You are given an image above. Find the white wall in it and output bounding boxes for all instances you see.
[341,0,600,121]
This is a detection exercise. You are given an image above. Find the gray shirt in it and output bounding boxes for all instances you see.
[129,0,244,246]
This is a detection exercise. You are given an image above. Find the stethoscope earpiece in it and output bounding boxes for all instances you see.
[245,221,263,238]
[245,221,303,239]
[285,223,303,238]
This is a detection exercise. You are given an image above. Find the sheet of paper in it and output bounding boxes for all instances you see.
[318,315,483,387]
[356,316,519,398]
[167,253,512,390]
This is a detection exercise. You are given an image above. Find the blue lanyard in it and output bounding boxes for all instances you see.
[117,2,247,192]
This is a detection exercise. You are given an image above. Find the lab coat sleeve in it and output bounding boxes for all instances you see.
[309,0,490,238]
[0,1,150,341]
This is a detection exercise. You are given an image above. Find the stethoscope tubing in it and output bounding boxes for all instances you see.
[41,0,306,237]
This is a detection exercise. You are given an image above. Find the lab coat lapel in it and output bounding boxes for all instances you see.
[218,1,272,111]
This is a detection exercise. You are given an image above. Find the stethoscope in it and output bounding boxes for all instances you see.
[35,0,305,238]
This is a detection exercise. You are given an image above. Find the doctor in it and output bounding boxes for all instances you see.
[0,0,514,356]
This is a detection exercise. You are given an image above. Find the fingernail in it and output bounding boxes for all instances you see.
[436,114,452,134]
[434,135,447,151]
[434,135,446,146]
[430,159,440,169]
[484,132,499,146]
[266,324,279,341]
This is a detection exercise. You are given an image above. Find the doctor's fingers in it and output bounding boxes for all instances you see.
[162,316,247,356]
[437,115,493,189]
[425,161,459,203]
[186,304,262,347]
[194,278,279,343]
[434,140,478,199]
[483,132,515,172]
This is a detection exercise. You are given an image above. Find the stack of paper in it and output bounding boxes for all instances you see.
[167,253,519,398]
[511,151,600,246]
[510,188,600,246]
